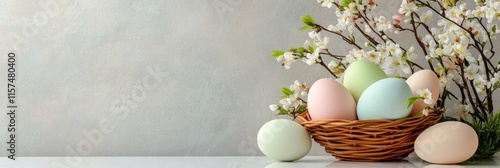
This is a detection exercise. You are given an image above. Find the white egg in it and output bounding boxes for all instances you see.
[257,119,311,161]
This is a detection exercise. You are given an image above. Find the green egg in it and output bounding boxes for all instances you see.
[343,60,387,102]
[257,119,311,161]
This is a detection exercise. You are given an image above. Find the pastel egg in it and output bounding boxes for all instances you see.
[257,119,311,161]
[406,70,440,117]
[338,73,344,84]
[415,121,478,164]
[307,78,357,120]
[343,60,387,102]
[357,78,413,120]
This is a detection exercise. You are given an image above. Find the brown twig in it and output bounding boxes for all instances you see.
[317,25,363,50]
[318,56,338,78]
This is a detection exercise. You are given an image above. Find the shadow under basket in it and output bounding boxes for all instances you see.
[297,110,443,161]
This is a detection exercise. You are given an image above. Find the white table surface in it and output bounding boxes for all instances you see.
[1,156,499,168]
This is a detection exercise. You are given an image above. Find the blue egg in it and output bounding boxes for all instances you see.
[357,78,413,120]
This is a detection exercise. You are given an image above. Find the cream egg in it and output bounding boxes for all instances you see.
[415,121,478,164]
[406,69,440,117]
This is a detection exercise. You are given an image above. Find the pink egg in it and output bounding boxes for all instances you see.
[307,78,357,120]
[406,70,440,117]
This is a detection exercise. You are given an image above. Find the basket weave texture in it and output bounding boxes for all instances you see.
[297,110,442,161]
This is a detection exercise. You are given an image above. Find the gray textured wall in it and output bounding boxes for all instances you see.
[0,0,497,157]
[0,0,334,156]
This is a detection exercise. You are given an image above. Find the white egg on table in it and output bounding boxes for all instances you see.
[257,119,311,162]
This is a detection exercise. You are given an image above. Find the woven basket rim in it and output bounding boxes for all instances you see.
[297,108,443,123]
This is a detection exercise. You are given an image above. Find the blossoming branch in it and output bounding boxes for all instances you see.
[271,0,500,122]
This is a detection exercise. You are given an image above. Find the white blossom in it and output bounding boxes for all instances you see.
[317,0,333,8]
[303,40,311,49]
[442,45,453,56]
[279,97,299,111]
[422,108,431,116]
[376,44,390,57]
[420,10,433,23]
[290,80,308,96]
[490,72,500,87]
[366,51,382,64]
[438,73,454,90]
[328,60,342,73]
[417,89,434,105]
[308,31,319,39]
[465,64,479,80]
[456,102,471,119]
[305,51,320,65]
[484,5,496,23]
[279,52,296,69]
[327,24,340,32]
[269,104,278,111]
[348,2,358,13]
[446,5,466,22]
[472,6,486,17]
[399,60,412,75]
[375,16,391,31]
[381,56,400,76]
[336,9,356,33]
[316,36,330,50]
[406,46,417,61]
[473,74,489,92]
[398,0,418,16]
[386,42,403,57]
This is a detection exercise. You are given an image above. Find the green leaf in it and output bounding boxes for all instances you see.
[277,109,288,115]
[414,111,424,118]
[308,45,315,53]
[443,0,457,7]
[416,3,426,7]
[342,0,353,8]
[272,50,284,58]
[300,25,315,30]
[297,47,305,56]
[492,24,497,33]
[357,0,363,5]
[494,81,500,90]
[468,112,500,157]
[450,0,457,6]
[281,87,294,96]
[297,104,308,114]
[301,14,316,27]
[407,97,423,108]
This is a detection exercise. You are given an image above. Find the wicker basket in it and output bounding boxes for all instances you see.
[297,110,442,161]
